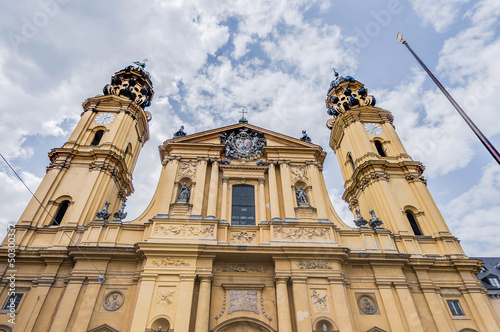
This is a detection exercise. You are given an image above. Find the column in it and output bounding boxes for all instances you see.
[275,277,292,332]
[414,268,454,331]
[194,276,213,332]
[191,157,208,218]
[328,276,355,332]
[206,160,219,219]
[291,277,312,332]
[49,277,85,332]
[279,160,297,221]
[377,283,406,332]
[306,161,327,221]
[157,156,180,216]
[268,162,281,221]
[72,278,103,332]
[220,177,229,223]
[174,275,196,332]
[258,177,267,223]
[130,276,156,331]
[394,284,425,332]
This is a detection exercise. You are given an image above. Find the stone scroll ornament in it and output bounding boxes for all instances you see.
[219,128,266,161]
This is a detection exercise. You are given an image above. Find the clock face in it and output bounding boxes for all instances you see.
[364,123,383,135]
[95,113,115,125]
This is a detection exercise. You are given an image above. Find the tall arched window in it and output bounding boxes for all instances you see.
[374,140,386,157]
[52,200,70,225]
[405,210,422,235]
[91,130,104,146]
[231,185,255,226]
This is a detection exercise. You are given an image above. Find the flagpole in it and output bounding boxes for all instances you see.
[397,32,500,165]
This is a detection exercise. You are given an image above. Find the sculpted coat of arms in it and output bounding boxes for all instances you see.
[219,128,266,160]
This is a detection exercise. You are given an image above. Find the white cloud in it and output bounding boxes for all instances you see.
[443,162,500,256]
[410,0,470,33]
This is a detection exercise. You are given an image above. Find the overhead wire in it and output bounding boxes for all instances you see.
[0,153,105,280]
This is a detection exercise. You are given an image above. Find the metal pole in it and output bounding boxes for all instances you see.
[397,33,500,165]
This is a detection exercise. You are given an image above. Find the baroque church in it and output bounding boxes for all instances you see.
[1,63,499,332]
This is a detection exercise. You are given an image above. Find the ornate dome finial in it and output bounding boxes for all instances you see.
[325,71,377,129]
[102,61,154,109]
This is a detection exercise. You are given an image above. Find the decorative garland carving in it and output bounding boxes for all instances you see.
[157,289,175,307]
[215,289,227,320]
[154,224,215,238]
[215,264,269,273]
[273,226,331,241]
[152,257,190,267]
[231,231,256,244]
[261,289,272,320]
[290,165,308,184]
[297,260,332,270]
[311,289,328,312]
[177,161,197,180]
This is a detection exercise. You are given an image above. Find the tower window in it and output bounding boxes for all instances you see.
[2,293,23,311]
[91,130,104,146]
[374,140,386,157]
[447,300,464,316]
[347,154,355,172]
[52,200,70,225]
[405,210,422,235]
[231,185,255,226]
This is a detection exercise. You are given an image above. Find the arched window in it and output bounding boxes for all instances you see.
[405,210,422,235]
[347,154,355,172]
[374,140,386,157]
[91,130,104,146]
[231,185,255,226]
[52,200,70,225]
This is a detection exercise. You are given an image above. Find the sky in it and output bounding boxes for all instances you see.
[1,0,500,256]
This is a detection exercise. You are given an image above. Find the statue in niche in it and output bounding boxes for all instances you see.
[177,183,190,202]
[296,186,308,205]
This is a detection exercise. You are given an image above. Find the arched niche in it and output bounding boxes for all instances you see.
[212,317,275,332]
[147,315,172,332]
[312,316,339,332]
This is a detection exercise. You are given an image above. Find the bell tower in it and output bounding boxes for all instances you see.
[325,72,461,254]
[18,63,154,227]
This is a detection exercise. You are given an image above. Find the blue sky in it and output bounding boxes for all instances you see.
[1,0,499,256]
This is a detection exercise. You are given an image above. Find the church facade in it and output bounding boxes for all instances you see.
[0,64,499,332]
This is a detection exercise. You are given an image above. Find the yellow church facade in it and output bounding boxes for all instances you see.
[0,64,499,332]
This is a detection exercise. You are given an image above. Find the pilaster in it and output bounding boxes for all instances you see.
[268,162,281,221]
[191,157,208,218]
[275,277,292,332]
[206,160,219,219]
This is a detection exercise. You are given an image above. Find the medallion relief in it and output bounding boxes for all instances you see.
[154,224,215,238]
[103,290,124,311]
[357,294,378,315]
[273,226,331,241]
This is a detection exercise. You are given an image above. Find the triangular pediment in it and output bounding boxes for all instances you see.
[167,122,319,149]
